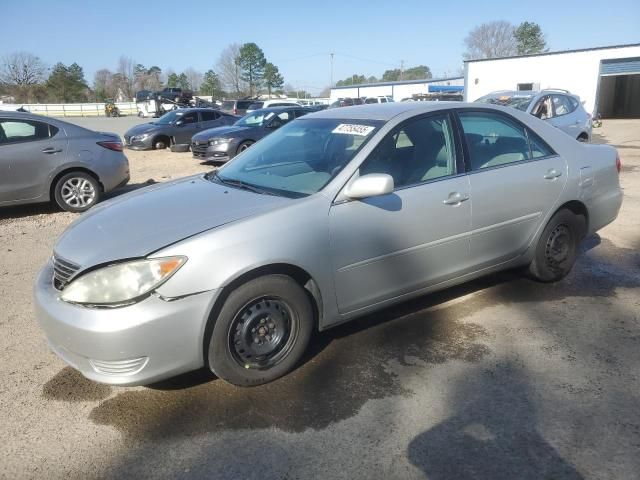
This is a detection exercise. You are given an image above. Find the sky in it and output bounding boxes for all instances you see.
[1,0,638,95]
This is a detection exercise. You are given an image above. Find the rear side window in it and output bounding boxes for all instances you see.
[0,119,54,144]
[527,129,555,158]
[365,98,377,104]
[459,111,531,170]
[552,95,574,116]
[201,110,220,121]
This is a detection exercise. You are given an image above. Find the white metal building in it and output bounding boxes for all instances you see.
[330,76,464,102]
[464,43,640,118]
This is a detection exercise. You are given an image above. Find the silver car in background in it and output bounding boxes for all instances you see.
[1,112,129,212]
[475,89,593,142]
[35,102,622,387]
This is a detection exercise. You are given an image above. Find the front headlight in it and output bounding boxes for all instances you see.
[60,256,186,306]
[209,138,231,146]
[131,133,150,142]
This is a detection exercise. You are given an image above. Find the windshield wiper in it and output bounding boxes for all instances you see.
[210,172,280,196]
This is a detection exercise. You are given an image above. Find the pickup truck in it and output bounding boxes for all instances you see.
[157,88,192,103]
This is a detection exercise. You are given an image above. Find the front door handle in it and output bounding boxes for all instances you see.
[544,169,563,180]
[42,147,62,154]
[443,192,470,206]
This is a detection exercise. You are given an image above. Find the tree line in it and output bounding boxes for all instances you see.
[0,42,287,104]
[335,21,546,87]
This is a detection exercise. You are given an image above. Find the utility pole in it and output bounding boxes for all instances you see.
[400,60,404,81]
[330,52,334,88]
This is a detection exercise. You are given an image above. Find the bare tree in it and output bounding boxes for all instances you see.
[116,56,135,100]
[216,44,247,97]
[0,51,46,85]
[463,21,517,60]
[184,67,203,92]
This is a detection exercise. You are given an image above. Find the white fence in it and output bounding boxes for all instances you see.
[0,102,137,117]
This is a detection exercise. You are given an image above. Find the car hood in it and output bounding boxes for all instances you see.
[192,125,256,141]
[54,175,290,269]
[125,122,166,136]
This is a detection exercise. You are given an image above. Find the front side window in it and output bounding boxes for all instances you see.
[0,119,52,145]
[459,111,532,170]
[359,113,456,188]
[180,112,198,124]
[365,98,377,104]
[214,118,381,197]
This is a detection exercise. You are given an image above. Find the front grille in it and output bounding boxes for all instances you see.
[52,255,80,290]
[124,135,131,144]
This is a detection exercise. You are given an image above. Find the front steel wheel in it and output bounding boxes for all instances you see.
[208,275,313,386]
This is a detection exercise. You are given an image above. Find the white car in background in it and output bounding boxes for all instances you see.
[247,100,301,113]
[364,96,395,104]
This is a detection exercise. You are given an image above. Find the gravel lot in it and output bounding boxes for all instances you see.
[1,118,639,479]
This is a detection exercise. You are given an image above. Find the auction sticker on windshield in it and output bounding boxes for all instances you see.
[332,124,375,136]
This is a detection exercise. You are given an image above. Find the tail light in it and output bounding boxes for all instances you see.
[97,141,123,152]
[233,107,237,115]
[615,151,621,174]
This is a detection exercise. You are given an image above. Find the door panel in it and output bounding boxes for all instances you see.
[329,112,471,314]
[330,177,471,313]
[0,120,67,202]
[457,110,567,267]
[468,156,566,265]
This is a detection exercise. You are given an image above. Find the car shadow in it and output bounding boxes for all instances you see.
[407,360,585,479]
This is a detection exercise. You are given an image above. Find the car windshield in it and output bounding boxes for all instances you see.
[475,94,535,111]
[210,118,382,197]
[155,110,186,124]
[234,110,277,127]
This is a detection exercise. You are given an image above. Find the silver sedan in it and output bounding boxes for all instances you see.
[34,102,623,386]
[1,112,129,212]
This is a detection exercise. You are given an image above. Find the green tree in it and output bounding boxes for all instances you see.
[263,62,284,98]
[382,69,401,82]
[200,69,224,99]
[404,65,432,80]
[45,62,88,102]
[177,72,190,90]
[335,74,366,86]
[166,72,179,88]
[514,21,547,55]
[238,43,266,96]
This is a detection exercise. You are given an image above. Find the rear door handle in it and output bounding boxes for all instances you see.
[443,192,470,205]
[42,147,62,154]
[544,169,563,180]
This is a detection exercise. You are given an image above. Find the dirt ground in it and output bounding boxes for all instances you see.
[0,118,639,479]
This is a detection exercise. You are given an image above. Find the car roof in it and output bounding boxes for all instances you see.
[304,101,468,121]
[248,106,303,113]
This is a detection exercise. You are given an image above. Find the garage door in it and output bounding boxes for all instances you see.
[600,57,640,76]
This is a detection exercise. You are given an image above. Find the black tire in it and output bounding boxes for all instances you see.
[528,209,585,282]
[53,171,101,213]
[577,134,589,143]
[236,140,254,155]
[208,275,313,386]
[153,137,170,149]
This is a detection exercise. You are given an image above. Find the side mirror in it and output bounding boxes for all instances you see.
[175,120,184,126]
[344,173,394,199]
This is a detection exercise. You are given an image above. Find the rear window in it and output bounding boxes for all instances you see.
[221,101,234,110]
[236,101,253,109]
[248,102,264,109]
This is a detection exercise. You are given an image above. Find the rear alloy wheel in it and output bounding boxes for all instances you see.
[208,275,313,386]
[528,209,584,282]
[577,135,588,143]
[236,141,254,155]
[54,172,101,213]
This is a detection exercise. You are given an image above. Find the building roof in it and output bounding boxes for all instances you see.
[464,42,640,63]
[330,76,463,90]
